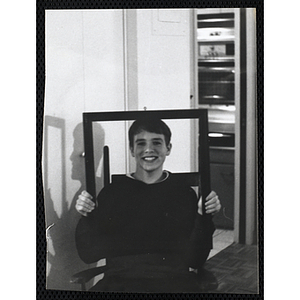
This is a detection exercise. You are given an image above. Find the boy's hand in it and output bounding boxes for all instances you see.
[198,191,221,216]
[75,190,95,217]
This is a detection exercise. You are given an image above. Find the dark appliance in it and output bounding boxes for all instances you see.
[197,12,235,105]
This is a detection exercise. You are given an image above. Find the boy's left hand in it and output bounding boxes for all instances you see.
[198,191,221,215]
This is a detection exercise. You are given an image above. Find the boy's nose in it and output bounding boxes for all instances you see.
[144,143,154,153]
[69,151,75,161]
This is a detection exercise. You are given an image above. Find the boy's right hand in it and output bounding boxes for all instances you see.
[75,190,95,217]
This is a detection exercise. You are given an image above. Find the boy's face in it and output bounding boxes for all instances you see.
[130,131,172,174]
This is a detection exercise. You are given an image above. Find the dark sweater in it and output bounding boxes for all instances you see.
[76,172,215,271]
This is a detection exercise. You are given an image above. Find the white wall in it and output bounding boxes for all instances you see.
[44,9,126,290]
[43,9,193,291]
[126,9,193,173]
[136,9,190,110]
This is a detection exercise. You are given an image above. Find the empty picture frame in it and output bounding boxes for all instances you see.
[82,108,211,215]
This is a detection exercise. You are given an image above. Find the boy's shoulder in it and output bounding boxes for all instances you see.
[167,171,198,188]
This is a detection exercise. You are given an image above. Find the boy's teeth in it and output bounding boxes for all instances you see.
[144,157,155,161]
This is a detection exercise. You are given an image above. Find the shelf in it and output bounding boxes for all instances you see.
[198,66,234,72]
[199,101,235,106]
[198,104,235,111]
[197,37,235,43]
[198,57,235,63]
[210,146,235,151]
[199,81,234,84]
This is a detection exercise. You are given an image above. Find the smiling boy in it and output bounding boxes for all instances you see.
[128,118,172,184]
[75,118,221,292]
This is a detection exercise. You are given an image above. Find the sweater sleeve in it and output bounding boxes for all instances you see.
[75,186,117,264]
[75,214,105,264]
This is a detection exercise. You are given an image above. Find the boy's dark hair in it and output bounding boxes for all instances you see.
[129,118,172,148]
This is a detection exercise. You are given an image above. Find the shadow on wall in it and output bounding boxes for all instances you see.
[43,116,105,290]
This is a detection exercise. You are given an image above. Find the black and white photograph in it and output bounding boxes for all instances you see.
[39,6,261,296]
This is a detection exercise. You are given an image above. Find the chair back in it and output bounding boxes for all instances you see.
[111,172,200,187]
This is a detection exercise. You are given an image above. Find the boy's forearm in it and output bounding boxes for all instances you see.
[75,215,105,264]
[186,214,215,268]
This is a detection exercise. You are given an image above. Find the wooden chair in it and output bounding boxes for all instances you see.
[70,109,213,291]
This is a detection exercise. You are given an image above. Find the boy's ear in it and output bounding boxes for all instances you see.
[166,143,172,156]
[130,146,135,157]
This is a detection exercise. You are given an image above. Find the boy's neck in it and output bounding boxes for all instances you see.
[133,168,164,184]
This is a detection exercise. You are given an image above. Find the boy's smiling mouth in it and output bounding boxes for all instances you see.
[142,156,157,162]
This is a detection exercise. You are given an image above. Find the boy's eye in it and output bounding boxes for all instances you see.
[137,142,146,146]
[153,141,162,146]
